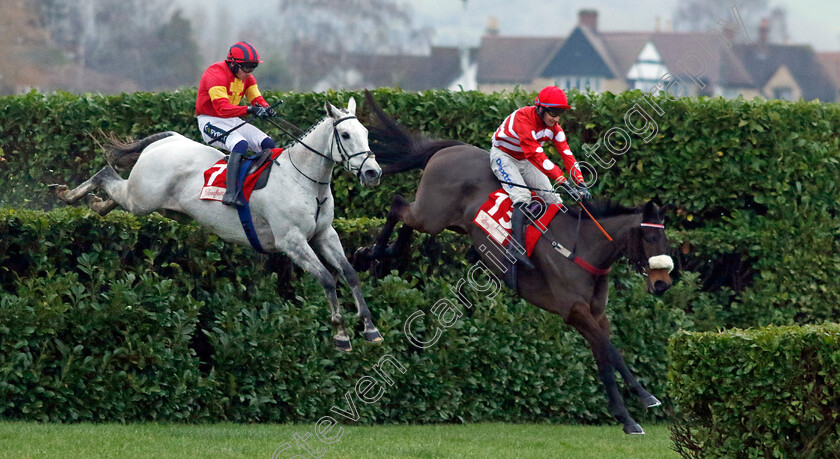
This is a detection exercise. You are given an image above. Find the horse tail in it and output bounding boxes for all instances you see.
[105,131,176,172]
[364,90,465,176]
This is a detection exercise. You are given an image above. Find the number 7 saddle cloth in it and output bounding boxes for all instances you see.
[200,148,284,202]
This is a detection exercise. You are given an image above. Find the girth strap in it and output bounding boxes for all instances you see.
[236,155,266,253]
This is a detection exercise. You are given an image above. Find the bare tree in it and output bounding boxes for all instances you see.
[0,0,51,93]
[27,0,200,91]
[673,0,771,41]
[274,0,432,90]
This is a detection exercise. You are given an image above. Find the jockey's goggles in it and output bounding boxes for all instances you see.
[240,63,258,72]
[544,107,566,117]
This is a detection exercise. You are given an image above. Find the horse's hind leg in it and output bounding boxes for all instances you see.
[86,194,119,216]
[50,166,115,204]
[314,227,383,344]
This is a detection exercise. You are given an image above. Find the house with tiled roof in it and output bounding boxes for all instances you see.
[486,9,759,98]
[297,46,475,92]
[475,32,565,92]
[731,20,837,102]
[475,9,837,102]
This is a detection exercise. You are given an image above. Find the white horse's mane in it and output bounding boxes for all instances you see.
[281,109,350,150]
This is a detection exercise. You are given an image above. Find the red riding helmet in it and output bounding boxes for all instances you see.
[535,86,570,110]
[226,41,264,64]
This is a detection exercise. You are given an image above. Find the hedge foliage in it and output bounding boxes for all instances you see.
[0,207,693,423]
[1,89,839,427]
[1,88,838,329]
[669,324,840,458]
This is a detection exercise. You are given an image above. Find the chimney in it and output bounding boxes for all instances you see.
[578,9,598,31]
[759,18,770,44]
[485,17,499,36]
[723,26,736,42]
[655,16,661,32]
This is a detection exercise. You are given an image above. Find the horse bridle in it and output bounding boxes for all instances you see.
[269,115,375,186]
[537,199,673,277]
[331,116,376,179]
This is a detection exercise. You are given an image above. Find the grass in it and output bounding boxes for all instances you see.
[0,422,678,458]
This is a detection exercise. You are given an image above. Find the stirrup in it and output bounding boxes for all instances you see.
[222,189,245,207]
[510,203,535,270]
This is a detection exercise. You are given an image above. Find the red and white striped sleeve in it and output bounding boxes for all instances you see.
[552,126,585,184]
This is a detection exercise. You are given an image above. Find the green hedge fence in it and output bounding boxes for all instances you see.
[669,324,840,457]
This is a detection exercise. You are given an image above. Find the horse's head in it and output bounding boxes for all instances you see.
[636,200,674,295]
[325,97,382,187]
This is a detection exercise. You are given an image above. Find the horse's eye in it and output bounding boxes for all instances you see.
[341,132,350,139]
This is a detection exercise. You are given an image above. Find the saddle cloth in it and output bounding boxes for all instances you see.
[473,189,563,256]
[200,148,283,202]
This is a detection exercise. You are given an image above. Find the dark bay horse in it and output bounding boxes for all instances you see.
[354,91,674,435]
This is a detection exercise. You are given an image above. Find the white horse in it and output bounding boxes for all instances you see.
[52,97,383,352]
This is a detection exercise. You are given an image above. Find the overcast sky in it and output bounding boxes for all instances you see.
[179,0,840,52]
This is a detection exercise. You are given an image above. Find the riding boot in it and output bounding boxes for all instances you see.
[510,202,535,270]
[222,152,245,207]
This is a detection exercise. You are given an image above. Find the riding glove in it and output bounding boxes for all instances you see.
[576,186,593,201]
[247,105,272,118]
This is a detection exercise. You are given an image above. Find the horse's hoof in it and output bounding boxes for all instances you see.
[623,423,645,435]
[49,184,68,199]
[352,247,371,271]
[643,395,662,408]
[334,339,352,353]
[364,330,384,343]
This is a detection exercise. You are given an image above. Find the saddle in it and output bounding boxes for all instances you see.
[473,189,611,291]
[200,148,283,202]
[244,148,280,190]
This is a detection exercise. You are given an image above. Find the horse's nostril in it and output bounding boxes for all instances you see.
[364,169,381,180]
[654,280,670,293]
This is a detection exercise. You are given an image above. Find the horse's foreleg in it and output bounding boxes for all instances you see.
[279,234,352,352]
[354,195,412,269]
[567,302,644,435]
[386,224,415,258]
[374,195,411,257]
[597,315,661,409]
[313,228,383,344]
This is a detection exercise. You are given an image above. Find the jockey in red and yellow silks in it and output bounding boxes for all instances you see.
[489,86,591,269]
[196,61,269,118]
[196,41,277,207]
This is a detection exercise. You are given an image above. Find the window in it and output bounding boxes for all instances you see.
[772,87,793,101]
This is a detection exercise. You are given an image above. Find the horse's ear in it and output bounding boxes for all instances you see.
[347,96,357,114]
[324,101,340,119]
[643,200,659,220]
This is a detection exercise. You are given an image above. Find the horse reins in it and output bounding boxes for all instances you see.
[263,115,374,185]
[207,100,285,145]
[577,200,649,275]
[500,180,656,275]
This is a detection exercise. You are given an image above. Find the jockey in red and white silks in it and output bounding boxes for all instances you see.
[490,86,587,206]
[489,86,589,269]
